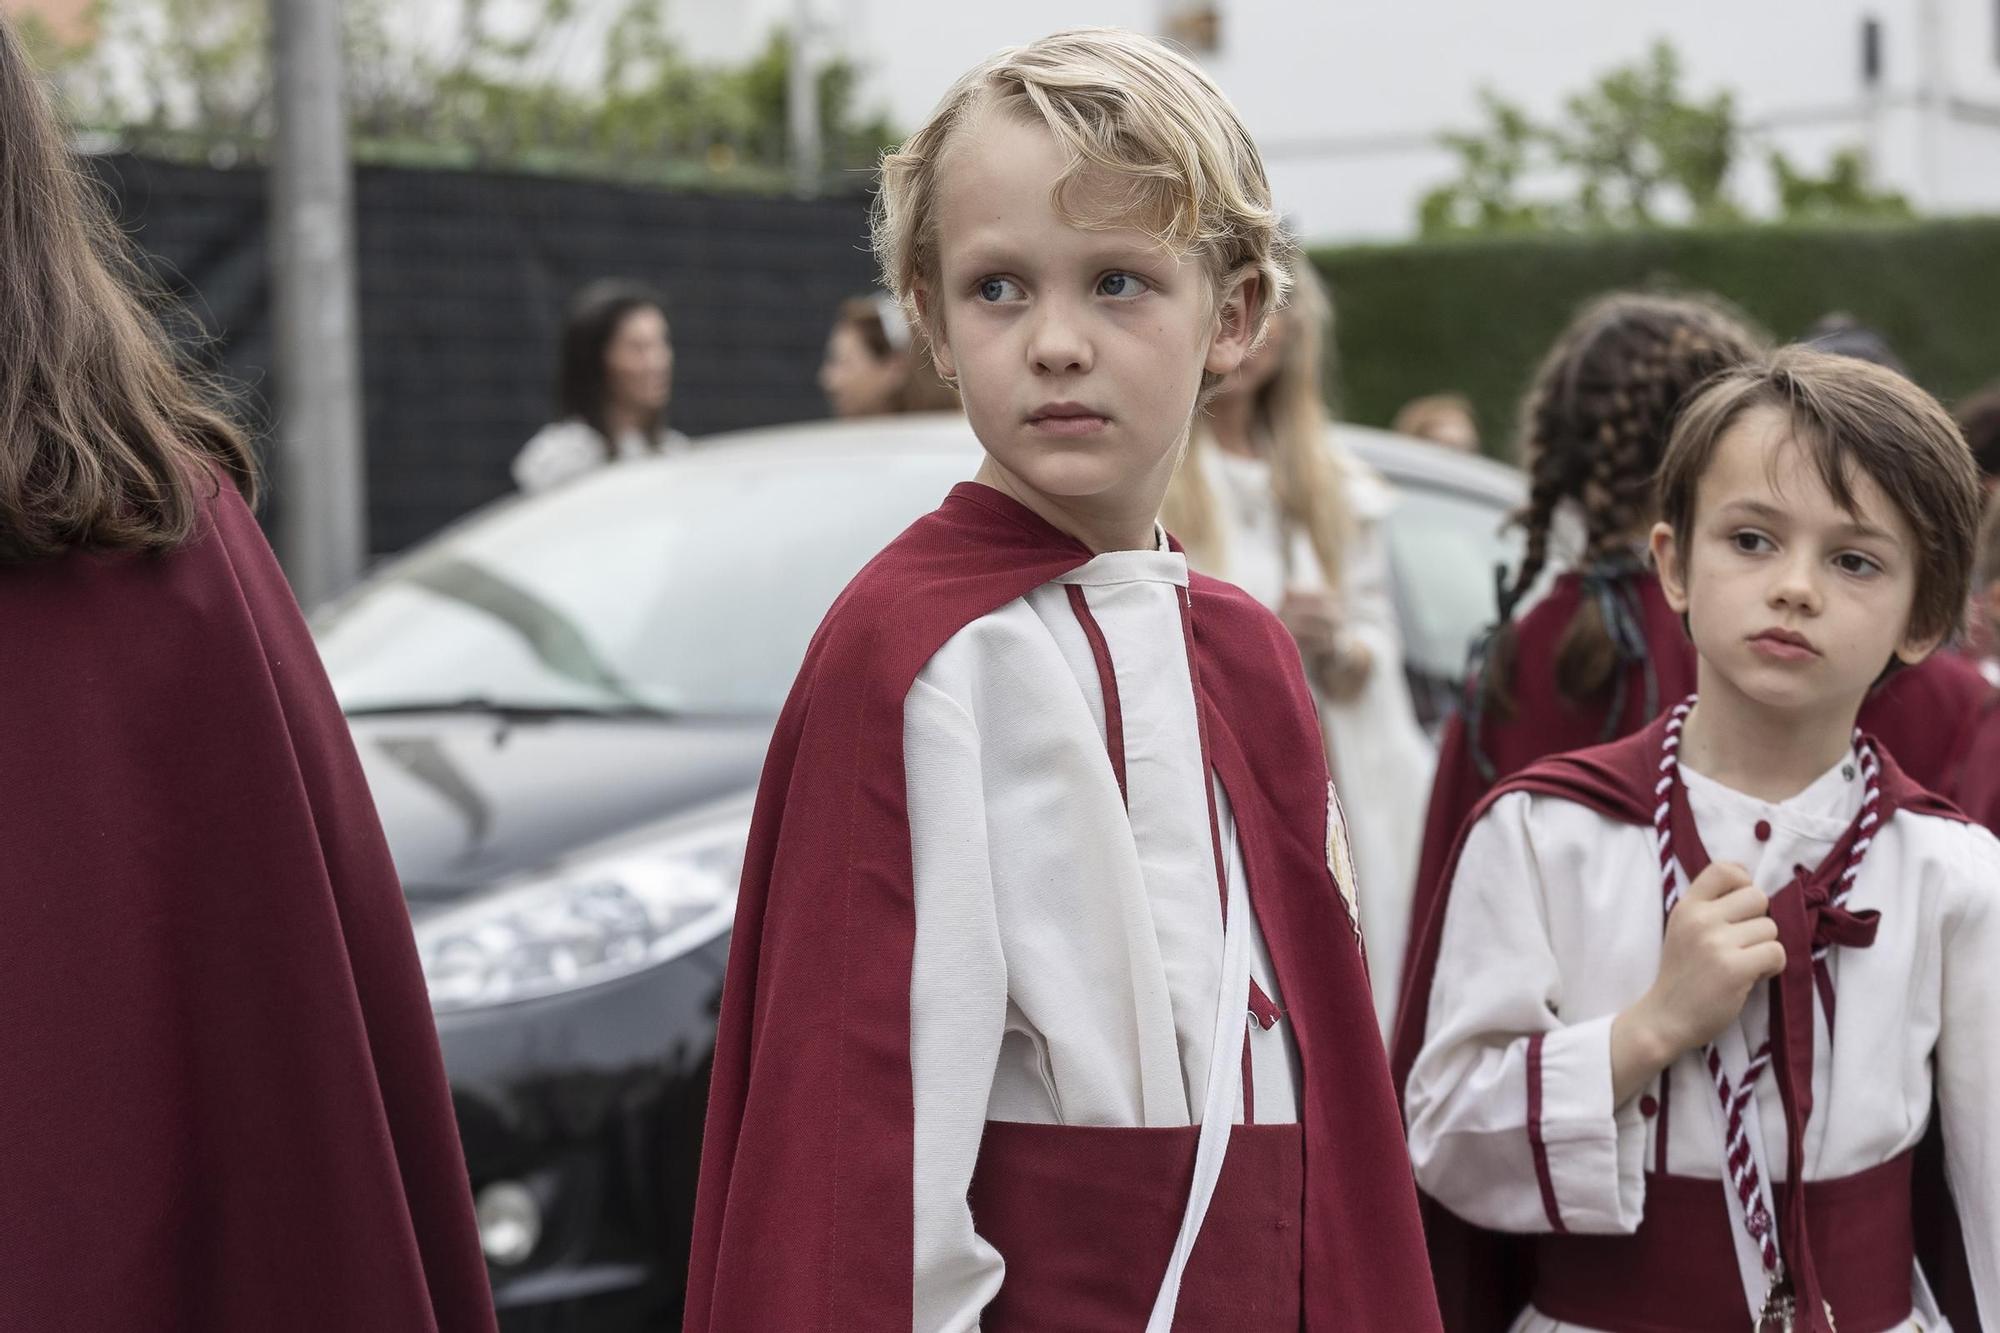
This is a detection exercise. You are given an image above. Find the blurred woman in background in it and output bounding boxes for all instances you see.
[1164,261,1432,1030]
[1391,392,1481,453]
[512,279,684,494]
[817,292,960,418]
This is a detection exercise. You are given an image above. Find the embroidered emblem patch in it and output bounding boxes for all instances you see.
[1326,780,1362,946]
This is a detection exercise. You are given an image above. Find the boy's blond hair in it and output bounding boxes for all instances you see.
[871,28,1288,356]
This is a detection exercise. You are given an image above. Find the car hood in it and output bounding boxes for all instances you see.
[348,712,772,908]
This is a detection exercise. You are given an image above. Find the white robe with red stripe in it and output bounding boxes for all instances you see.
[1403,748,2000,1331]
[904,538,1313,1331]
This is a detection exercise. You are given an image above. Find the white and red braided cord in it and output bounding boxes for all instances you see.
[1652,696,1879,1281]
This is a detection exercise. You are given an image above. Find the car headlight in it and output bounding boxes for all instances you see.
[414,814,748,1013]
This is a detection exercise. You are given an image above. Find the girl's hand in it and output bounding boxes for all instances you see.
[1277,586,1343,659]
[1279,587,1371,699]
[1609,861,1784,1106]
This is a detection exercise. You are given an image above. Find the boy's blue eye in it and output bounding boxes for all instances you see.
[1098,272,1149,297]
[976,277,1021,303]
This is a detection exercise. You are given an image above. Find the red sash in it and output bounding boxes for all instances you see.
[1531,1154,1915,1332]
[967,1120,1304,1331]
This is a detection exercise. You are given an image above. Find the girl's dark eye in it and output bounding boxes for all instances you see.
[1836,552,1881,576]
[1732,531,1771,553]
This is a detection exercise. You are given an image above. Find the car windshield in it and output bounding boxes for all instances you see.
[1381,480,1519,681]
[318,445,976,717]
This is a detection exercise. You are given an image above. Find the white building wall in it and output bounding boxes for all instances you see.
[663,0,2000,241]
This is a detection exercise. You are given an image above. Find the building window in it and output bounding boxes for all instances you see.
[1862,15,1883,87]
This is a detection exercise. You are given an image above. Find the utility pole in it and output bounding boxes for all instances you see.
[269,0,366,610]
[788,0,822,196]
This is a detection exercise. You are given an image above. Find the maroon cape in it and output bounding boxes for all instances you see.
[684,482,1440,1330]
[1950,687,2000,834]
[1404,569,1985,1032]
[0,479,495,1331]
[1389,713,1975,1332]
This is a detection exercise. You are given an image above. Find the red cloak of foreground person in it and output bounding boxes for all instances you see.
[684,483,1439,1331]
[0,478,497,1333]
[1390,713,1976,1333]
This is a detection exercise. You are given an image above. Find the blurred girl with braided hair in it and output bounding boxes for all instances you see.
[1396,292,1763,1050]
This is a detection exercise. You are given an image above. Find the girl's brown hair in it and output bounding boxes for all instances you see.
[0,16,254,564]
[1164,260,1351,587]
[831,296,962,414]
[1480,291,1762,723]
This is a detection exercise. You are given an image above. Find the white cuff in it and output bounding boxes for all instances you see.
[1536,1014,1646,1234]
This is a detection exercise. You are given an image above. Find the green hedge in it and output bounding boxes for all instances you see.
[1311,218,2000,457]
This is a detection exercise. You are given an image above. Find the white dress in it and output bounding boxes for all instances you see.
[904,534,1305,1333]
[1405,750,2000,1331]
[1194,441,1434,1032]
[509,420,690,494]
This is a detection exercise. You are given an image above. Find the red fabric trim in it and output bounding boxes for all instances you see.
[1065,583,1128,806]
[1526,1033,1565,1234]
[1248,980,1283,1029]
[1241,1029,1257,1126]
[1653,1071,1670,1176]
[1177,589,1231,923]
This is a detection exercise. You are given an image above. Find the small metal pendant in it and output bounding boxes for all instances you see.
[1755,1280,1834,1333]
[1755,1285,1795,1333]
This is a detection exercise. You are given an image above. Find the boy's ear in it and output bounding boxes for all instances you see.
[1893,627,1944,668]
[914,287,955,380]
[1203,268,1261,377]
[1649,521,1691,613]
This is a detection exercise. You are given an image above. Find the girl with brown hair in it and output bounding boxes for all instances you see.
[0,17,494,1330]
[1164,260,1433,1029]
[1398,292,1764,1030]
[816,291,961,418]
[511,279,684,494]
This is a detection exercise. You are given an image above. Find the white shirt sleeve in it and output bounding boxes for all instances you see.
[510,422,604,494]
[1404,793,1647,1234]
[1937,822,2000,1317]
[906,675,1006,1332]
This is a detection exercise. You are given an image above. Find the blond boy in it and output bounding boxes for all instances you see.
[684,28,1439,1333]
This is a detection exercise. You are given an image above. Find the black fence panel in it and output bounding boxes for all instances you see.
[92,153,879,555]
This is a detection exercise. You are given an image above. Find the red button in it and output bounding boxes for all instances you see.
[1640,1095,1660,1118]
[1754,820,1772,842]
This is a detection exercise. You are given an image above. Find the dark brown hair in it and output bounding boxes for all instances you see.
[556,279,671,452]
[832,296,961,414]
[1975,486,2000,591]
[1481,291,1762,719]
[1955,383,2000,482]
[0,16,254,563]
[1658,347,1979,650]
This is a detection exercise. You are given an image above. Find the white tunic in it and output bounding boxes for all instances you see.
[509,420,690,494]
[906,538,1304,1333]
[1405,749,2000,1332]
[1196,442,1434,1031]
